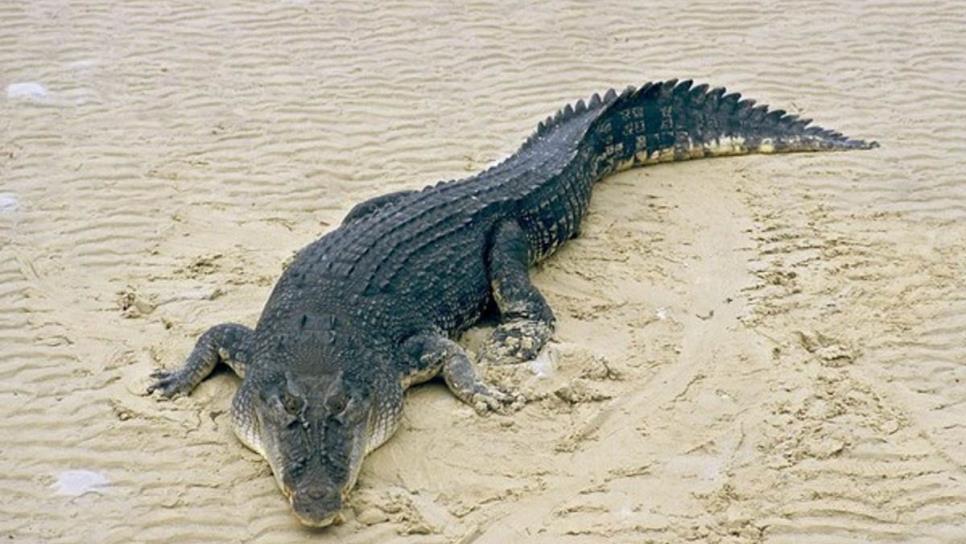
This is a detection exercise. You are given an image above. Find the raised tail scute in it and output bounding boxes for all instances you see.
[573,79,878,177]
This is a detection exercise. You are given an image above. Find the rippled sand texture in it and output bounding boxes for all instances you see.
[2,1,965,542]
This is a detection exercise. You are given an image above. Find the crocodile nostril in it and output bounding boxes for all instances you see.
[307,488,327,500]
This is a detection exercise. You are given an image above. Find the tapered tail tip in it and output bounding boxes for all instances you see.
[850,138,880,150]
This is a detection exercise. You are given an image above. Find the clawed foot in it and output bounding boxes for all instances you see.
[147,369,195,398]
[478,320,553,366]
[469,383,525,415]
[406,331,528,416]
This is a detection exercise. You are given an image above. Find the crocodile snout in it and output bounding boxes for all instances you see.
[290,487,344,527]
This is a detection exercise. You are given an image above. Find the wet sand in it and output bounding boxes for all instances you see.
[1,1,965,542]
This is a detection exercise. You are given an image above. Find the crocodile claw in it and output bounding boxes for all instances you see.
[478,320,553,366]
[147,369,193,398]
[471,385,525,415]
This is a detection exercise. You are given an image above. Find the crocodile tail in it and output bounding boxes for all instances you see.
[581,79,878,179]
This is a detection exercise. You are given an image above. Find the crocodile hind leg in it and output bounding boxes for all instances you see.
[402,332,521,414]
[478,220,555,366]
[148,323,253,398]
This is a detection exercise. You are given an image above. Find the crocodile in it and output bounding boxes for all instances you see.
[148,79,877,527]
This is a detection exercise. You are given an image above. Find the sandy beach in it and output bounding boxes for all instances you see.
[2,1,965,542]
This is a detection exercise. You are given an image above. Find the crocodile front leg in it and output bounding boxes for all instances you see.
[478,220,555,365]
[148,323,253,398]
[402,332,521,414]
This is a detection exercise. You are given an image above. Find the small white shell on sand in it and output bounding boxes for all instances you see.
[0,193,19,213]
[52,470,109,496]
[6,82,49,101]
[529,348,556,378]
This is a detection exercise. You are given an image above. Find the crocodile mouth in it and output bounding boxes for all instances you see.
[282,485,347,528]
[293,509,343,528]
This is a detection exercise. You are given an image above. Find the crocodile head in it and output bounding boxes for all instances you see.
[252,369,372,527]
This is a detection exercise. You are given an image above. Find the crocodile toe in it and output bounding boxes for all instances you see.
[147,369,194,399]
[478,319,553,366]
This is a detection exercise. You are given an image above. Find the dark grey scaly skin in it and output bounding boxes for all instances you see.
[149,80,877,527]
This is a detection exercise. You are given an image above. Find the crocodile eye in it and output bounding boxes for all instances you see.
[327,393,347,413]
[281,392,302,415]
